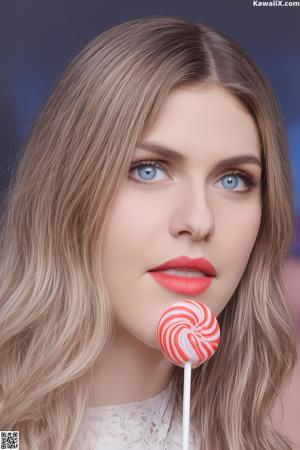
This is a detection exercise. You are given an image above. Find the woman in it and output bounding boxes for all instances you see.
[0,15,297,450]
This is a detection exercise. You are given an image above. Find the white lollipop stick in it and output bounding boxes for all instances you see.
[183,361,192,450]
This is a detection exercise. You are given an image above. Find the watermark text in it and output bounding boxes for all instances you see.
[253,0,300,6]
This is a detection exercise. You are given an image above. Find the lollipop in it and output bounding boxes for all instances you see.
[157,299,220,449]
[157,299,220,368]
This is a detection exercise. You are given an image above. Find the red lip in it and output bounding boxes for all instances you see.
[148,271,213,295]
[147,255,216,295]
[148,255,216,276]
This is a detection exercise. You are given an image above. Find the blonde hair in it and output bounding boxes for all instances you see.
[0,15,297,450]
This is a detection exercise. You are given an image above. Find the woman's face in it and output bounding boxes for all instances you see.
[101,84,262,349]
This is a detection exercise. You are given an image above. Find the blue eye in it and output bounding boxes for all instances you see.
[129,160,257,192]
[217,174,249,190]
[129,160,169,182]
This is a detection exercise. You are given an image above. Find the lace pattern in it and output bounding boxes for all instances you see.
[76,377,200,449]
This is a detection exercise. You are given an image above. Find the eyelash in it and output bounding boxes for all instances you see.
[129,159,258,191]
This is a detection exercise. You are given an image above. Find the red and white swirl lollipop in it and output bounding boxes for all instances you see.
[157,299,220,449]
[157,299,220,368]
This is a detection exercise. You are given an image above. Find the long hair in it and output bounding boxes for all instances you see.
[0,15,297,450]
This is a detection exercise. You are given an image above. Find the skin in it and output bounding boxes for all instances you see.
[88,83,262,407]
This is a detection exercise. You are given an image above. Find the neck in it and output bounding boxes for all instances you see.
[87,322,175,407]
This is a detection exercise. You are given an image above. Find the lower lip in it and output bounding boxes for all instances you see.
[147,271,213,295]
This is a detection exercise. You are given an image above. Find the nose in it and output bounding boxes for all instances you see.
[169,180,214,241]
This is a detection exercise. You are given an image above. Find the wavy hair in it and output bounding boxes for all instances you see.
[0,15,297,450]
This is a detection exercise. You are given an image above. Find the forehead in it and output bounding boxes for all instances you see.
[140,84,261,161]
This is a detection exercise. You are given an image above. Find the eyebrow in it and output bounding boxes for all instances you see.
[136,141,262,169]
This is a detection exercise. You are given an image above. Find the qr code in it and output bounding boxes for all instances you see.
[0,432,19,449]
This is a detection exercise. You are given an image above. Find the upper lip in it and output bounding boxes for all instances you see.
[148,255,217,277]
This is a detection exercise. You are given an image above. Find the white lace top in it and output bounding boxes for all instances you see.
[76,377,201,449]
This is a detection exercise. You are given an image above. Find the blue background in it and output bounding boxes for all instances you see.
[0,0,299,256]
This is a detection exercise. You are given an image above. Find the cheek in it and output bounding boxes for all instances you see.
[101,190,155,289]
[240,202,262,251]
[103,188,166,261]
[221,201,262,274]
[211,200,261,316]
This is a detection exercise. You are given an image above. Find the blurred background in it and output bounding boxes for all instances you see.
[0,0,299,447]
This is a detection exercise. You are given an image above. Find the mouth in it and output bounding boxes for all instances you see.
[147,255,216,295]
[147,269,214,295]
